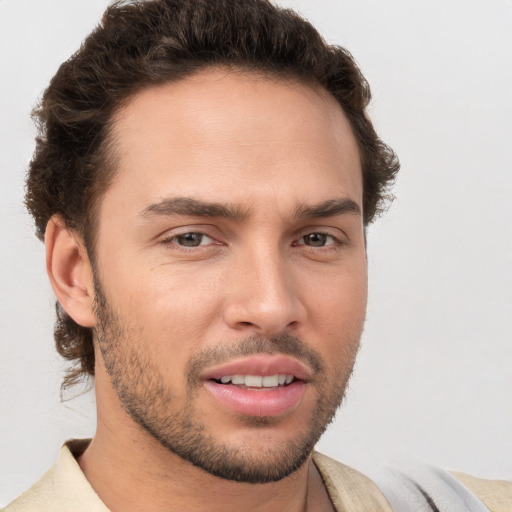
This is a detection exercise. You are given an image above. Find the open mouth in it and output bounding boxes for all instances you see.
[211,374,297,389]
[205,374,306,417]
[201,355,310,416]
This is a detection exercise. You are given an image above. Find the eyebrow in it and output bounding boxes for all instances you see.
[140,196,361,222]
[294,198,361,219]
[140,197,249,221]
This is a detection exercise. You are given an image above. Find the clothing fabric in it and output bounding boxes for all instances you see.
[3,440,106,512]
[314,453,511,512]
[3,440,511,511]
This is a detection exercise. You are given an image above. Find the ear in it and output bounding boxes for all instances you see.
[45,216,96,328]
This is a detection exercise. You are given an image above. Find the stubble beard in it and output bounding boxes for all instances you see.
[93,278,360,484]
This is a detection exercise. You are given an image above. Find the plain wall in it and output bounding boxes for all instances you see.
[1,0,511,505]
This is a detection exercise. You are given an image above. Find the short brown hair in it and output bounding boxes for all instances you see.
[26,0,399,389]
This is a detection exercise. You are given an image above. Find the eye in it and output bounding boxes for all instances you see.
[298,233,337,247]
[170,232,213,247]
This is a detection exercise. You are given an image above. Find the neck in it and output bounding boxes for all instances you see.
[78,428,328,512]
[77,375,333,512]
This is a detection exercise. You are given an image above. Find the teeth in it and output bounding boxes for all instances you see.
[231,375,245,385]
[262,375,279,387]
[245,375,263,387]
[217,374,294,387]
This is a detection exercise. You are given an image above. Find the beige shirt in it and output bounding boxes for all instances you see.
[4,440,511,512]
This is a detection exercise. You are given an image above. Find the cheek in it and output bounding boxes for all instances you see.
[302,258,367,361]
[104,255,221,318]
[105,264,225,367]
[306,259,367,325]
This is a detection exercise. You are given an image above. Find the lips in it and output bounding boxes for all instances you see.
[201,355,311,417]
[201,354,312,382]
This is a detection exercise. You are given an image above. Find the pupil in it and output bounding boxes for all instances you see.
[306,233,326,246]
[178,233,202,246]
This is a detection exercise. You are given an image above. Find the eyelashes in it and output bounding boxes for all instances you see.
[294,232,340,248]
[168,232,215,248]
[160,230,348,255]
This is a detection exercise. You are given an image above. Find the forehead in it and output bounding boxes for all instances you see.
[104,69,362,217]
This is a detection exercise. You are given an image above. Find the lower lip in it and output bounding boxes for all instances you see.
[204,380,307,417]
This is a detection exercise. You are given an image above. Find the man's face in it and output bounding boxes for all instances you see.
[91,70,367,483]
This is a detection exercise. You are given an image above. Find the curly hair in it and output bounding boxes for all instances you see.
[25,0,399,389]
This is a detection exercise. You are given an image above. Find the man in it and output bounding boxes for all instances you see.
[3,1,510,511]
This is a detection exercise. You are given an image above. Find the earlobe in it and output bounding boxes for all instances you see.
[45,216,96,328]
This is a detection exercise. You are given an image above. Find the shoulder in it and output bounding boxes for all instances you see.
[313,451,512,512]
[3,440,108,512]
[449,471,512,512]
[3,466,58,512]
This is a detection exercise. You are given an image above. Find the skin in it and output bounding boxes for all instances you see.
[46,69,367,512]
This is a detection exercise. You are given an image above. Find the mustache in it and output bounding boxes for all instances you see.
[186,334,325,384]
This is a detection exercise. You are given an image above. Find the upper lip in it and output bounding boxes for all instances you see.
[201,354,313,382]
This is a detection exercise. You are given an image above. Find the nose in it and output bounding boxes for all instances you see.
[222,245,307,336]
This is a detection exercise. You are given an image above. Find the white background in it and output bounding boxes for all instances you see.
[1,0,511,506]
